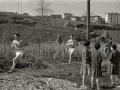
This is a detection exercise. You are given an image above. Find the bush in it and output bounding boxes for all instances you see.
[33,59,49,69]
[0,59,12,72]
[15,61,29,69]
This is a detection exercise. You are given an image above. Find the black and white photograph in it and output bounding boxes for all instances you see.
[0,0,120,90]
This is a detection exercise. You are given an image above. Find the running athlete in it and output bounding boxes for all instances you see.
[8,33,24,73]
[66,35,78,65]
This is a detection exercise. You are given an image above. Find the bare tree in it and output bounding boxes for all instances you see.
[35,0,53,25]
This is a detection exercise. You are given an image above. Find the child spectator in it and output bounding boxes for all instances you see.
[91,43,102,90]
[80,40,91,88]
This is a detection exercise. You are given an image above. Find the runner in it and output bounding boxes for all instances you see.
[91,43,102,90]
[8,33,24,73]
[108,44,120,86]
[66,35,78,65]
[80,40,91,88]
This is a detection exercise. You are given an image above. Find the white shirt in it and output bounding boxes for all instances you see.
[66,39,75,48]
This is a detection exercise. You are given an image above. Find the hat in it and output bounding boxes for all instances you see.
[83,40,90,47]
[95,42,100,50]
[14,33,20,37]
[112,44,117,50]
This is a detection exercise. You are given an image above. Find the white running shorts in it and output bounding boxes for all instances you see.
[16,50,24,57]
[68,48,75,55]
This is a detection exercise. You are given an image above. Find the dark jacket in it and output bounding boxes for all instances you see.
[108,50,120,65]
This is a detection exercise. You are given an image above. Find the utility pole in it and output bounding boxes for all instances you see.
[86,0,90,40]
[55,16,56,26]
[9,14,11,41]
[21,2,22,14]
[42,5,43,25]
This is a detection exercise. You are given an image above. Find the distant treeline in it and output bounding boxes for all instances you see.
[0,15,37,26]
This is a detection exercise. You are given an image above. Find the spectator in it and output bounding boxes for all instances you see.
[80,40,91,88]
[108,44,120,86]
[91,43,102,90]
[56,35,62,45]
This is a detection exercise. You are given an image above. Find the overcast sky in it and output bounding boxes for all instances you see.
[0,0,120,18]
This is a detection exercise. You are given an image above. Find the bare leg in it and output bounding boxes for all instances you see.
[111,75,114,85]
[96,78,100,89]
[91,77,94,88]
[8,55,21,72]
[68,48,74,65]
[68,54,72,65]
[82,75,86,86]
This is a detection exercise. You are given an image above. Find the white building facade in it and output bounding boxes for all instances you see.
[105,13,120,24]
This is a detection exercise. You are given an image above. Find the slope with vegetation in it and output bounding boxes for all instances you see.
[0,24,85,43]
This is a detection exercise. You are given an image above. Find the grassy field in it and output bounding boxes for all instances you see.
[0,41,120,90]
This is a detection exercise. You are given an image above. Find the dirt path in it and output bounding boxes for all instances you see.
[0,71,77,90]
[0,69,120,90]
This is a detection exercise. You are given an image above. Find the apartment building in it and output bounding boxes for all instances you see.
[64,13,73,20]
[105,13,120,24]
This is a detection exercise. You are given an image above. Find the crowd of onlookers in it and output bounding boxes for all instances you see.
[65,34,120,89]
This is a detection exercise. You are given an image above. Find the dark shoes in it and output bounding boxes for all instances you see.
[91,87,95,89]
[91,86,101,90]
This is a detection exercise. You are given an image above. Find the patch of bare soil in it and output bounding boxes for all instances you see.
[0,71,77,90]
[0,63,120,90]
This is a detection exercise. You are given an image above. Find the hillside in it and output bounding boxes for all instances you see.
[48,18,120,31]
[0,24,85,44]
[48,18,86,27]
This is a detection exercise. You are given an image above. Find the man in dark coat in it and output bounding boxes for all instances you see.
[108,44,120,85]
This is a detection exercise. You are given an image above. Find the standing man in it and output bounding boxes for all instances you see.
[80,40,91,88]
[66,35,78,65]
[108,44,120,86]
